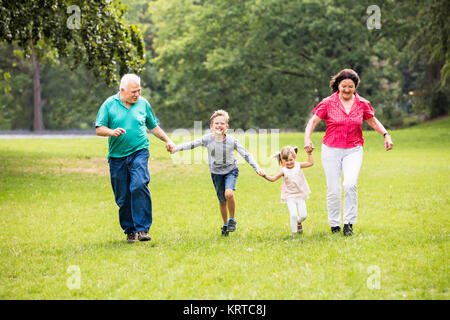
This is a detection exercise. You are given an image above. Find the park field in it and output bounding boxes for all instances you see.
[0,118,448,299]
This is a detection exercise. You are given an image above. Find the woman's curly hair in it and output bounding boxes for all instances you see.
[329,69,360,92]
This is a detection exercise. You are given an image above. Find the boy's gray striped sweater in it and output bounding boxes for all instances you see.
[174,133,261,174]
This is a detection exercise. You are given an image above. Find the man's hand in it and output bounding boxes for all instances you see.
[150,126,176,153]
[166,141,176,153]
[110,128,126,137]
[96,126,126,137]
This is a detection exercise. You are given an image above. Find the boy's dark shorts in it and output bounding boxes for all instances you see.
[211,168,239,203]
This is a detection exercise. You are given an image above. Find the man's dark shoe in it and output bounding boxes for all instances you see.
[343,224,353,236]
[221,225,229,237]
[137,231,151,241]
[227,219,237,232]
[127,233,136,243]
[331,226,341,233]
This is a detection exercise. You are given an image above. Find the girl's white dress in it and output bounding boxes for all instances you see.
[280,162,311,202]
[281,162,311,233]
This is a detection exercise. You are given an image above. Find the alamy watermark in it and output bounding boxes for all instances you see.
[367,265,381,290]
[170,121,281,171]
[67,5,81,30]
[66,265,81,290]
[366,5,381,30]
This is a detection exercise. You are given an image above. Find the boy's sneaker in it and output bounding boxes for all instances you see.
[343,224,353,236]
[227,219,237,232]
[126,232,136,243]
[221,225,229,237]
[331,226,341,233]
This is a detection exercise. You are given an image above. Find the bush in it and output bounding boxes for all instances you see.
[403,116,421,127]
[375,105,405,129]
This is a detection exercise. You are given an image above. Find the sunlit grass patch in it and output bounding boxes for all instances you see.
[0,118,448,299]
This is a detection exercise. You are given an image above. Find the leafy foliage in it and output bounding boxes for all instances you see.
[0,0,448,130]
[149,0,406,129]
[0,0,145,85]
[404,0,450,118]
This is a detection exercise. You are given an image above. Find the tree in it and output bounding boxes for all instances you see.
[122,0,167,127]
[406,0,450,118]
[0,0,145,131]
[0,44,33,129]
[149,0,404,129]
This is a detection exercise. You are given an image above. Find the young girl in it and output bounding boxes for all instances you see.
[263,146,314,237]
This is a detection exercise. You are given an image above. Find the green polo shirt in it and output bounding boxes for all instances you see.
[95,92,159,159]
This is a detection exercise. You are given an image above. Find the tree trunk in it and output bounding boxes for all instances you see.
[31,49,44,131]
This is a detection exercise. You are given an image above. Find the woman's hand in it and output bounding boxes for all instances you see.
[304,139,315,154]
[384,134,393,151]
[303,115,321,154]
[366,117,394,151]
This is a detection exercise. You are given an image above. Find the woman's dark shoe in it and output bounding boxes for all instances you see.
[343,224,353,236]
[331,226,341,233]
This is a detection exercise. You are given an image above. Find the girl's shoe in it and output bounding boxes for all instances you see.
[297,221,303,234]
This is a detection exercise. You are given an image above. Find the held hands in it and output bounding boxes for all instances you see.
[166,141,176,153]
[304,139,314,154]
[257,169,266,177]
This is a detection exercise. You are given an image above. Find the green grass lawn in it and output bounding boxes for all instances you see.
[0,118,449,299]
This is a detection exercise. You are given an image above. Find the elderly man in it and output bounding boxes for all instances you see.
[96,74,175,243]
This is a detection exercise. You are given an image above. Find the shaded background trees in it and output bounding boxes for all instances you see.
[0,0,448,131]
[0,0,145,130]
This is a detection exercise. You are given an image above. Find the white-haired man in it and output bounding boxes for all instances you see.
[96,74,175,243]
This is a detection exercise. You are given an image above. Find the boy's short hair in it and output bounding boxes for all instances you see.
[210,109,229,123]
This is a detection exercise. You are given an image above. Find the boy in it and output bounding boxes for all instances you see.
[172,110,265,236]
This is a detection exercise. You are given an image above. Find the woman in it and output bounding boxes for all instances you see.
[304,69,393,236]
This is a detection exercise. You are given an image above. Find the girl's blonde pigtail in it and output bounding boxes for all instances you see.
[272,152,282,166]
